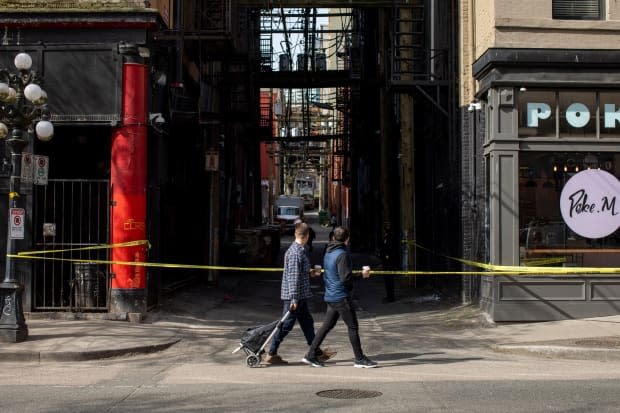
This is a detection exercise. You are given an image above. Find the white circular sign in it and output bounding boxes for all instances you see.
[560,169,620,239]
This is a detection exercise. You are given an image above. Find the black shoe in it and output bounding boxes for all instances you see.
[382,297,396,303]
[302,356,325,367]
[353,356,378,368]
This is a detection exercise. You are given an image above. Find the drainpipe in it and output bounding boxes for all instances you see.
[109,43,148,319]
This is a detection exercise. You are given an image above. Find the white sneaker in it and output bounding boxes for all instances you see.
[301,356,325,367]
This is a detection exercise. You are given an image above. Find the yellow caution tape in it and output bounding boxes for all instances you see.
[7,239,620,276]
[17,240,151,256]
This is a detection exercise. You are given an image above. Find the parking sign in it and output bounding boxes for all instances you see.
[9,208,25,239]
[34,155,49,185]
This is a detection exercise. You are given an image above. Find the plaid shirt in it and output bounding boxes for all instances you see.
[280,241,312,304]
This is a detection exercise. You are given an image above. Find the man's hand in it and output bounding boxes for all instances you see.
[289,302,298,311]
[361,266,371,279]
[310,265,322,278]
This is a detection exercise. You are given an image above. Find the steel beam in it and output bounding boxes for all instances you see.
[239,0,410,7]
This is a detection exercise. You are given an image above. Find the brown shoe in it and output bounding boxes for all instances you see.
[265,354,288,364]
[317,348,337,362]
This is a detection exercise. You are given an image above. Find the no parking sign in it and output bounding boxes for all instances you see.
[34,155,49,185]
[9,208,25,239]
[20,153,49,185]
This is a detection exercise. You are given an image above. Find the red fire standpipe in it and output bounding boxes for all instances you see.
[109,62,148,316]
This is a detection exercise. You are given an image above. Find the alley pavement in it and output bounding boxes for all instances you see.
[3,215,620,363]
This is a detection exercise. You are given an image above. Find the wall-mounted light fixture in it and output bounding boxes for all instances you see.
[467,102,481,112]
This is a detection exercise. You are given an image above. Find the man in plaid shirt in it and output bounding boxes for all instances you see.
[266,222,336,364]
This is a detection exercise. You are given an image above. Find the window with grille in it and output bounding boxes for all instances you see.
[552,0,603,20]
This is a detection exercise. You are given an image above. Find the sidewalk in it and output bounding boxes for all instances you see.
[2,255,620,362]
[1,318,180,362]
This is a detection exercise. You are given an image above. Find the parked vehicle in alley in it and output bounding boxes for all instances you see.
[274,195,304,233]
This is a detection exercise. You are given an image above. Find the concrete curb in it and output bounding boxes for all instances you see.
[1,338,181,362]
[490,343,620,361]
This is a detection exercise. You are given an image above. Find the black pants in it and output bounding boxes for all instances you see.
[306,297,364,360]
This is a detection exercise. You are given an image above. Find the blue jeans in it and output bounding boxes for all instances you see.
[268,299,315,356]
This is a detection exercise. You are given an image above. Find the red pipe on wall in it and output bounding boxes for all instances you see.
[111,63,148,295]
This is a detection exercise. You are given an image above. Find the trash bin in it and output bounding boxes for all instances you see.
[318,210,328,226]
[73,263,104,309]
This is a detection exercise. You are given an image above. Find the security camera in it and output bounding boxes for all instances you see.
[149,113,165,124]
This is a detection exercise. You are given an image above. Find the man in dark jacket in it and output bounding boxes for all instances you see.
[301,226,378,368]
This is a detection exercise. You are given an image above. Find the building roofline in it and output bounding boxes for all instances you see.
[473,48,620,79]
[0,10,162,29]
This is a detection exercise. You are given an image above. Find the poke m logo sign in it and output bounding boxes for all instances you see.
[560,169,620,239]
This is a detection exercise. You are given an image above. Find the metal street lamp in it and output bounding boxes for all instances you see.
[0,52,53,342]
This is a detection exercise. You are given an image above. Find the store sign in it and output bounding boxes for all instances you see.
[560,169,620,239]
[527,102,620,128]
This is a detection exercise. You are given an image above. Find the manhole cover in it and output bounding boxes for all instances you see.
[316,389,382,399]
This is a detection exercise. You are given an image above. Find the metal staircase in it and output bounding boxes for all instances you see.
[392,1,427,82]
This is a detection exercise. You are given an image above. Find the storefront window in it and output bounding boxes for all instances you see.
[599,92,620,138]
[519,91,556,137]
[519,90,620,138]
[559,92,596,138]
[519,152,620,267]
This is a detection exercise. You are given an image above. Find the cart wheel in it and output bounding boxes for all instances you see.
[246,355,261,367]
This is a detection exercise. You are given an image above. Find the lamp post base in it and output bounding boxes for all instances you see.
[0,325,28,343]
[0,282,29,343]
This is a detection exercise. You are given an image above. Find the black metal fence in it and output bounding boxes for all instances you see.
[32,179,110,311]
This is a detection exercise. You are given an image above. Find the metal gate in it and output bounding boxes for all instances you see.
[33,179,110,311]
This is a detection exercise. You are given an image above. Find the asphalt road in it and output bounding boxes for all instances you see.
[2,358,620,412]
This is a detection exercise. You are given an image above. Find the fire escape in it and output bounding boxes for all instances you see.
[391,0,450,115]
[254,7,357,198]
[388,0,457,273]
[152,0,257,126]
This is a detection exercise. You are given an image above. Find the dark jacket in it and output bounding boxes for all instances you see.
[322,241,353,302]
